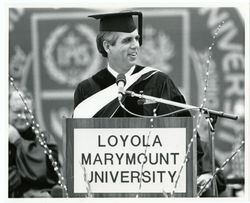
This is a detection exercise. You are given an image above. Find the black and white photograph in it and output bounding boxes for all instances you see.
[3,0,249,201]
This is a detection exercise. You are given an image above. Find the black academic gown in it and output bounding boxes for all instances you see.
[74,65,192,117]
[74,65,206,197]
[9,127,59,197]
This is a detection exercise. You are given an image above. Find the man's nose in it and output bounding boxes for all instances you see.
[130,38,139,48]
[17,112,26,119]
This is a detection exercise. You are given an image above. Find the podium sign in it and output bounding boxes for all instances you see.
[65,117,196,197]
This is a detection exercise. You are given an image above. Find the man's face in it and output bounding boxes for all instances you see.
[108,29,140,72]
[9,92,33,132]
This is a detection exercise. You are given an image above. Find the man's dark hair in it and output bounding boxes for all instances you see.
[96,32,119,57]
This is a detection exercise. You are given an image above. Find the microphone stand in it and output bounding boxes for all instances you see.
[206,115,218,197]
[124,90,238,197]
[125,90,238,120]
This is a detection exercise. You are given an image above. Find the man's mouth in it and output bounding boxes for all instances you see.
[128,52,137,57]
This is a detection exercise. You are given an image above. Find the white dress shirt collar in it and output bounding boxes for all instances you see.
[107,64,136,78]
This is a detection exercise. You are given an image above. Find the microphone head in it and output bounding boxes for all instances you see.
[116,73,126,86]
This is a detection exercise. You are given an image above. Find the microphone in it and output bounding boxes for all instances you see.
[116,73,126,101]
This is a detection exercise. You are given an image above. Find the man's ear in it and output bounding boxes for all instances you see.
[103,41,110,53]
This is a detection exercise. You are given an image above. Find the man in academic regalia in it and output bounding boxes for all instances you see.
[9,90,59,197]
[73,11,225,197]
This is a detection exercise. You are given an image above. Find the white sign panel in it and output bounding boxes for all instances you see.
[74,128,186,193]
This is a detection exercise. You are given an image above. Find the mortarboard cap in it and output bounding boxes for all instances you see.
[89,11,143,45]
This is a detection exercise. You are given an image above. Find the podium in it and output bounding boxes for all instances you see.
[63,117,196,197]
